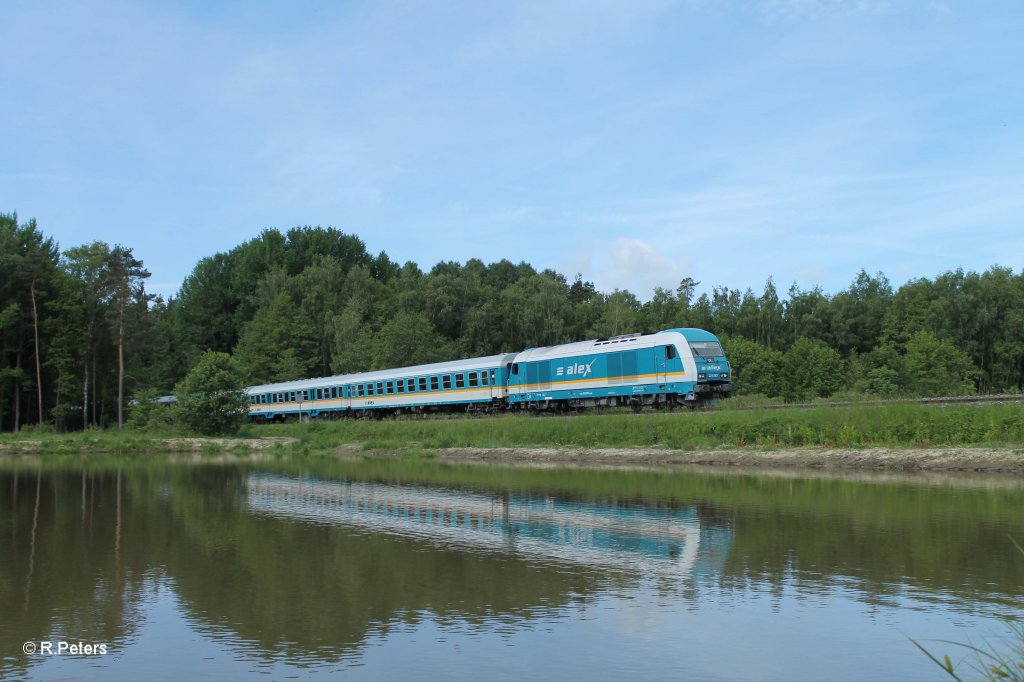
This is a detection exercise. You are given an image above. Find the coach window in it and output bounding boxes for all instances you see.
[443,375,452,390]
[383,381,391,394]
[469,372,479,387]
[376,382,383,394]
[396,380,405,394]
[666,345,676,360]
[369,383,376,396]
[490,370,496,385]
[484,370,492,384]
[418,377,427,392]
[430,376,439,391]
[456,373,465,389]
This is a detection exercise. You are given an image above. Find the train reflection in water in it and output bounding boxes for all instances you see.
[246,474,732,580]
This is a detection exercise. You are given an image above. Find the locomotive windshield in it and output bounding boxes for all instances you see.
[689,341,724,359]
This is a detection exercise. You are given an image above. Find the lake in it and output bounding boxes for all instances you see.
[1,458,1021,681]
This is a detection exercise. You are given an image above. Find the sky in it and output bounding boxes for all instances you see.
[2,0,1022,301]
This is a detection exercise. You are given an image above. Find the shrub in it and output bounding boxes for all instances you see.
[174,351,249,436]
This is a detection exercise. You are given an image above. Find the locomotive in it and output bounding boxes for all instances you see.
[246,327,731,420]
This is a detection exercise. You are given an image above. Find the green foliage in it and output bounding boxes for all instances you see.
[126,387,175,432]
[375,312,454,369]
[174,352,248,436]
[904,330,977,396]
[781,337,845,401]
[721,335,785,397]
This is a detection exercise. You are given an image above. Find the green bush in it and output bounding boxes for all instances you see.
[174,351,249,436]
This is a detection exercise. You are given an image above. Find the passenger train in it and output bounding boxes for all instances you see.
[246,327,731,421]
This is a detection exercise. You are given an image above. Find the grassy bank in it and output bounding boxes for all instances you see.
[1,402,1021,456]
[275,402,1023,452]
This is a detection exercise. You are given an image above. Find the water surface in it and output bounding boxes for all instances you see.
[1,458,1021,680]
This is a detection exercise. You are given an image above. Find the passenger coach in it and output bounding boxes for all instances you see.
[246,353,518,421]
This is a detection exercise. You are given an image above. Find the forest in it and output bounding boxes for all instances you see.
[2,211,1022,432]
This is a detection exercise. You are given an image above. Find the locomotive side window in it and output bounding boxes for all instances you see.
[666,345,676,359]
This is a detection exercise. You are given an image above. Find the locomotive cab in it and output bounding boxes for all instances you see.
[669,328,733,401]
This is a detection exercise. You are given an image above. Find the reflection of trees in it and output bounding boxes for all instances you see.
[1,468,155,680]
[716,477,1024,607]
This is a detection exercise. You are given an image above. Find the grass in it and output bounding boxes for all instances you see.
[268,402,1023,452]
[1,402,1021,455]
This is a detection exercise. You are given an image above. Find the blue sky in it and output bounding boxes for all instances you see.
[2,0,1021,301]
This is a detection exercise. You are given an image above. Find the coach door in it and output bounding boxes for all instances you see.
[658,346,671,384]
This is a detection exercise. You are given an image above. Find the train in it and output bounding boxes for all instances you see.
[245,327,731,421]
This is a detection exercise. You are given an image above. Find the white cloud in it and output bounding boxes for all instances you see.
[573,237,692,297]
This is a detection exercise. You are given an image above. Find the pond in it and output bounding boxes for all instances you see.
[1,458,1021,681]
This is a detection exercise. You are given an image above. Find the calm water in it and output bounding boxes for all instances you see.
[1,458,1021,681]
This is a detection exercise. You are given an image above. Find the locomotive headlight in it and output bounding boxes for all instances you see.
[722,373,729,378]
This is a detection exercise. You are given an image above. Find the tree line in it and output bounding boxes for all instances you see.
[2,211,1022,431]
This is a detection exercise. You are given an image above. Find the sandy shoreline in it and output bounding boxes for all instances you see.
[1,438,1022,473]
[423,446,1024,473]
